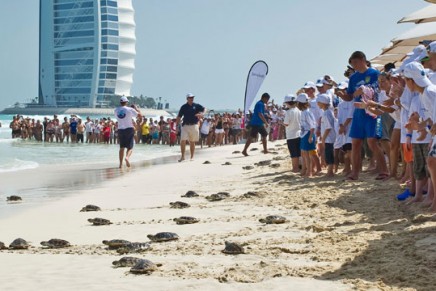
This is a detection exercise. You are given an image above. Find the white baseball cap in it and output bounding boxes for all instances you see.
[428,41,436,54]
[297,93,309,103]
[284,94,296,103]
[186,93,195,98]
[403,61,432,88]
[416,49,428,62]
[303,81,316,89]
[315,77,324,87]
[406,44,426,56]
[337,81,348,90]
[316,94,330,105]
[120,96,129,103]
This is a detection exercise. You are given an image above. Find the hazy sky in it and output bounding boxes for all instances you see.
[0,0,429,111]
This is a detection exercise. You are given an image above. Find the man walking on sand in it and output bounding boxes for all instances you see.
[176,93,205,162]
[114,96,142,168]
[242,93,270,156]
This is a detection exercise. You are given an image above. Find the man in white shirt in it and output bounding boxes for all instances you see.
[114,96,142,168]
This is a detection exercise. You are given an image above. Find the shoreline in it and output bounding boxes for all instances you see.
[2,140,436,290]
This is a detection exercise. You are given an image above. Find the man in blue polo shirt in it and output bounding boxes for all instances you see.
[242,93,270,156]
[340,51,388,180]
[176,93,205,162]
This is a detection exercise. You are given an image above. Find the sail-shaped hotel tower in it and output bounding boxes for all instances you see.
[39,0,135,107]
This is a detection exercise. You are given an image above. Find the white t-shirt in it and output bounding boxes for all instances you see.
[300,109,316,137]
[85,121,94,133]
[114,106,138,130]
[200,120,210,135]
[400,88,412,144]
[320,109,336,144]
[334,118,345,149]
[283,107,301,139]
[409,94,431,144]
[337,99,354,144]
[309,98,322,127]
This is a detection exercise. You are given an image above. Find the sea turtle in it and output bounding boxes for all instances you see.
[112,256,143,268]
[203,161,211,164]
[129,259,159,274]
[259,215,287,224]
[232,151,241,154]
[217,192,230,197]
[80,204,101,212]
[88,218,112,226]
[6,195,22,202]
[40,239,71,248]
[102,239,131,249]
[273,156,286,161]
[205,193,225,202]
[181,191,199,198]
[116,242,152,254]
[169,201,190,209]
[147,232,179,242]
[242,166,254,170]
[250,148,258,151]
[173,216,200,225]
[222,241,244,254]
[255,160,271,166]
[9,238,29,250]
[242,191,261,198]
[222,162,232,166]
[270,163,280,168]
[0,242,7,250]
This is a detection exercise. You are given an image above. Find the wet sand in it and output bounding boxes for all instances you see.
[1,141,436,290]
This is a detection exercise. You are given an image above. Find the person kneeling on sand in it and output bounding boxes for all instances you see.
[242,93,270,156]
[114,96,142,168]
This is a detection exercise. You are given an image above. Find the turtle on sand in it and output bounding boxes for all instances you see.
[255,160,271,166]
[147,232,179,242]
[222,162,232,166]
[129,259,160,274]
[102,239,131,249]
[232,151,241,154]
[9,238,29,250]
[203,161,211,164]
[181,191,199,198]
[7,195,22,202]
[169,201,190,209]
[173,216,200,225]
[270,163,280,168]
[112,256,143,268]
[80,204,101,212]
[88,218,112,226]
[242,166,254,170]
[250,148,258,151]
[117,242,152,254]
[242,191,261,198]
[222,241,244,254]
[40,239,71,248]
[205,193,225,202]
[259,215,287,224]
[0,242,7,250]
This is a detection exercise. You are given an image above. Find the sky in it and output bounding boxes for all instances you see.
[0,0,429,111]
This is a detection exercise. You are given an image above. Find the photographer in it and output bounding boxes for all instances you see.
[114,96,142,168]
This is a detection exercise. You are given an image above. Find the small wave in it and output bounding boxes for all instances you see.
[0,159,39,173]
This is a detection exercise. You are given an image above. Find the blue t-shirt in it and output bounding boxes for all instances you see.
[70,120,78,134]
[178,102,205,125]
[250,100,266,126]
[347,67,380,119]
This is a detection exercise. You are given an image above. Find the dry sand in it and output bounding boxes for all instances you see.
[1,141,436,290]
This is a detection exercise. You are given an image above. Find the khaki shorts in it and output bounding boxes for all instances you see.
[181,124,199,142]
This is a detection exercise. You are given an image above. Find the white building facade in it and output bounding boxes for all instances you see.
[39,0,136,107]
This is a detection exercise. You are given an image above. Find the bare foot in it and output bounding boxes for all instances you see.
[241,151,248,157]
[125,158,130,167]
[263,150,270,154]
[406,196,424,205]
[420,199,433,208]
[178,157,185,162]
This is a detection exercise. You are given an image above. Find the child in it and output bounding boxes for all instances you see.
[317,94,336,177]
[333,107,344,173]
[297,93,317,177]
[283,94,301,173]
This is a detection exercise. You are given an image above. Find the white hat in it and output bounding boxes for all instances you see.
[407,44,426,56]
[337,81,348,90]
[428,41,436,54]
[403,62,432,88]
[315,78,324,87]
[186,93,195,98]
[316,94,330,105]
[284,94,296,103]
[303,81,316,89]
[120,96,129,103]
[297,93,309,103]
[416,49,428,62]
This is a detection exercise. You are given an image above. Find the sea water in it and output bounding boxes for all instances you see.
[0,114,180,218]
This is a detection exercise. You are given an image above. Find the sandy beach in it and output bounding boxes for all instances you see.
[1,141,436,291]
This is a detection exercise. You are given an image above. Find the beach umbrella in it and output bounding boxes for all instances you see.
[398,4,436,24]
[391,22,436,45]
[426,0,436,4]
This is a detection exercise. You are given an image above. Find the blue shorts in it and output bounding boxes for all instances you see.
[349,109,377,139]
[300,132,316,151]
